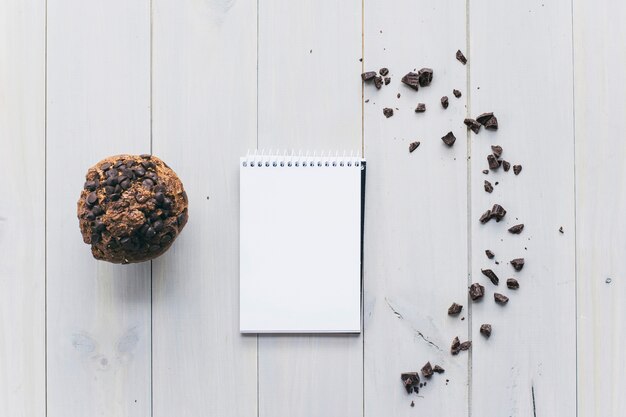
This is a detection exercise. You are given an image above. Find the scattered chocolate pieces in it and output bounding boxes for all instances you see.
[421,362,434,378]
[433,365,445,374]
[453,89,462,98]
[469,282,485,300]
[410,400,415,407]
[485,249,495,259]
[441,131,456,146]
[484,180,493,193]
[481,269,499,285]
[482,169,489,175]
[383,108,394,118]
[491,145,503,158]
[507,278,520,289]
[456,50,467,65]
[508,224,524,234]
[460,341,472,351]
[401,72,420,90]
[448,302,463,316]
[464,118,481,134]
[479,210,492,224]
[502,160,511,171]
[417,68,433,86]
[513,164,522,175]
[379,67,389,76]
[361,71,376,81]
[401,372,420,394]
[415,103,426,113]
[487,154,500,170]
[397,93,401,98]
[494,293,509,305]
[490,204,506,222]
[409,141,420,153]
[510,258,525,271]
[559,226,564,233]
[374,76,383,89]
[480,324,492,338]
[441,96,449,109]
[451,337,461,355]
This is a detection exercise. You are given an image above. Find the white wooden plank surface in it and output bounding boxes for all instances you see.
[363,1,469,415]
[150,0,258,416]
[0,1,46,416]
[469,1,576,416]
[46,1,152,415]
[574,1,626,415]
[256,0,363,415]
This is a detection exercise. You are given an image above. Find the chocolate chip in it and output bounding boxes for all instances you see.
[480,324,492,338]
[160,234,173,244]
[484,180,493,193]
[374,76,383,89]
[460,341,472,351]
[448,302,463,315]
[135,193,149,204]
[100,162,112,171]
[417,68,433,87]
[433,365,445,374]
[155,192,165,204]
[508,224,524,234]
[485,116,498,130]
[153,220,164,232]
[120,237,133,249]
[140,154,152,159]
[114,184,122,194]
[84,181,97,191]
[91,205,103,216]
[456,50,467,64]
[90,233,101,243]
[409,141,420,153]
[463,118,481,134]
[120,179,131,190]
[145,227,156,239]
[453,89,462,98]
[510,258,524,271]
[487,154,499,170]
[384,77,391,85]
[479,210,492,224]
[86,192,98,206]
[113,160,124,168]
[494,293,509,305]
[142,178,154,189]
[451,336,461,355]
[361,71,376,81]
[502,160,511,171]
[482,169,489,175]
[485,249,495,259]
[85,211,96,221]
[481,269,499,285]
[110,193,120,201]
[469,282,485,300]
[162,198,173,210]
[491,145,503,158]
[103,186,114,195]
[441,96,449,109]
[421,362,434,378]
[441,131,456,146]
[414,103,426,113]
[141,160,155,170]
[513,165,522,175]
[490,204,506,222]
[507,278,519,289]
[134,167,146,177]
[379,68,389,76]
[401,372,420,394]
[94,220,106,232]
[383,108,394,118]
[401,72,419,90]
[476,112,494,125]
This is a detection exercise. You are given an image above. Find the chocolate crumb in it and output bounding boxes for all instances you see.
[487,154,500,170]
[401,72,420,90]
[409,141,420,153]
[491,145,503,158]
[451,336,461,355]
[485,249,495,259]
[464,118,481,134]
[494,293,509,305]
[507,278,520,289]
[481,269,499,285]
[401,372,420,394]
[453,89,462,98]
[415,103,426,113]
[456,50,467,64]
[502,160,511,171]
[482,169,489,175]
[433,365,445,374]
[441,96,449,109]
[508,224,524,234]
[410,401,415,407]
[480,324,492,338]
[448,302,463,316]
[421,362,434,378]
[513,165,522,175]
[559,226,564,233]
[479,210,492,224]
[441,131,456,146]
[361,71,376,81]
[417,68,433,86]
[469,282,485,300]
[484,180,493,193]
[379,67,389,76]
[374,76,383,89]
[510,258,525,271]
[460,341,472,351]
[384,77,391,85]
[383,108,394,118]
[397,93,401,99]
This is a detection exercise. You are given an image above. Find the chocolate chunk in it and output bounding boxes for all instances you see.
[460,341,472,351]
[510,258,525,271]
[451,336,461,355]
[441,131,456,146]
[361,71,376,81]
[491,145,503,158]
[383,108,394,118]
[513,164,522,175]
[476,112,494,125]
[484,180,493,193]
[508,224,524,234]
[384,77,391,85]
[485,116,498,130]
[507,278,520,289]
[490,204,506,222]
[494,293,509,305]
[479,210,492,224]
[401,372,420,394]
[448,302,463,315]
[456,50,467,64]
[481,269,499,285]
[482,169,489,175]
[417,68,433,86]
[441,96,449,109]
[374,76,383,89]
[414,103,426,113]
[86,192,98,206]
[90,233,101,244]
[463,118,481,134]
[469,282,485,300]
[485,249,495,259]
[487,154,499,170]
[409,141,420,153]
[401,72,420,90]
[421,362,434,378]
[379,68,389,76]
[453,89,462,98]
[433,365,445,374]
[502,160,511,171]
[480,324,492,338]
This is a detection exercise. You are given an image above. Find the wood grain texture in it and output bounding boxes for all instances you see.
[46,0,152,415]
[574,1,626,415]
[150,0,258,416]
[0,1,46,416]
[256,0,363,416]
[469,1,576,416]
[363,1,469,415]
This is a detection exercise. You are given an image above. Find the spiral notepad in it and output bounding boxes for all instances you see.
[239,152,366,333]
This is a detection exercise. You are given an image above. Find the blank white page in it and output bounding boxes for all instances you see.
[240,156,364,333]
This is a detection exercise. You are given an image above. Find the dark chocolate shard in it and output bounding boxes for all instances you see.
[383,108,394,118]
[401,372,420,394]
[409,141,420,153]
[481,269,499,285]
[361,71,377,81]
[513,164,522,175]
[502,160,511,171]
[476,112,494,125]
[487,154,500,170]
[441,96,449,109]
[453,89,462,98]
[379,67,389,76]
[433,365,445,374]
[507,278,520,289]
[484,180,493,193]
[448,302,463,316]
[417,68,433,86]
[508,224,524,234]
[491,145,503,158]
[441,131,456,146]
[485,249,495,259]
[494,293,509,305]
[464,118,481,134]
[480,324,492,338]
[451,336,461,355]
[511,258,525,271]
[415,103,426,113]
[374,76,383,89]
[485,116,498,130]
[479,210,492,224]
[469,282,485,300]
[456,50,467,64]
[460,341,472,351]
[490,204,506,222]
[401,72,420,90]
[421,362,434,378]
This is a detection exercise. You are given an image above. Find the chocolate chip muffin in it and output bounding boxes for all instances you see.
[77,154,188,264]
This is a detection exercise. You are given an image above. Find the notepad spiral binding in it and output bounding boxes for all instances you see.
[241,150,365,168]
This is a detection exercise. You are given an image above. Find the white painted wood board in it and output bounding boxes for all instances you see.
[46,0,152,415]
[574,1,626,415]
[363,1,470,415]
[0,1,46,416]
[150,0,258,416]
[256,0,363,415]
[469,1,577,416]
